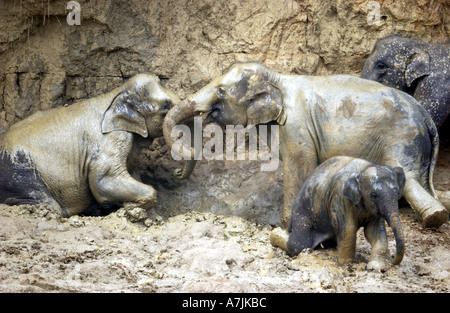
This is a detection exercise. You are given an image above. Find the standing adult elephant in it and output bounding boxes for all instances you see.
[0,73,188,218]
[361,35,450,129]
[163,62,449,229]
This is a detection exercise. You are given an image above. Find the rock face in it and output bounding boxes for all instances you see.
[0,0,449,224]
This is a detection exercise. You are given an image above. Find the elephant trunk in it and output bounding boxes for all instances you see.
[163,99,199,160]
[384,203,405,265]
[173,160,197,180]
[163,83,218,160]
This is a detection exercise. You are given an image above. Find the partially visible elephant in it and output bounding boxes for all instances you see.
[163,62,449,229]
[282,156,405,270]
[0,73,181,218]
[361,35,450,128]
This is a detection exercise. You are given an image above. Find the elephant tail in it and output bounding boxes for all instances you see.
[423,110,439,199]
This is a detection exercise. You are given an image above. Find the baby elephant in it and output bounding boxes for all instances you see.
[286,156,406,270]
[0,73,180,218]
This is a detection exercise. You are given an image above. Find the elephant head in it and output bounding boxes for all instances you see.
[361,35,430,92]
[343,165,406,265]
[163,62,287,162]
[102,73,180,139]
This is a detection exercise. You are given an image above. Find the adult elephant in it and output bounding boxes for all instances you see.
[163,62,449,229]
[361,35,450,129]
[0,73,188,218]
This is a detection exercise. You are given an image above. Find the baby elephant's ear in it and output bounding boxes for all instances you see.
[343,174,362,205]
[393,167,406,195]
[102,91,148,138]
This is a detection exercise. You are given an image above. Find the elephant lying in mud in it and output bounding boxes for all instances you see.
[163,62,449,229]
[0,73,184,218]
[361,35,450,129]
[275,156,405,270]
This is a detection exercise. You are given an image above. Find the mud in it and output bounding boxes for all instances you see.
[0,0,449,294]
[0,148,448,293]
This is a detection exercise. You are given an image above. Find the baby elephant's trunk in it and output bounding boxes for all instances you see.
[385,205,405,265]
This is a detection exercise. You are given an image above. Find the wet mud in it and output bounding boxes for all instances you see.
[0,145,448,293]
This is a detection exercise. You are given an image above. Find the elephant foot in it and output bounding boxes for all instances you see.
[117,206,148,223]
[367,259,389,272]
[123,192,157,211]
[435,190,450,212]
[421,206,449,228]
[269,227,289,252]
[403,179,448,228]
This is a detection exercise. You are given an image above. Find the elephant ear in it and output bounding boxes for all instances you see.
[245,75,286,126]
[102,91,148,138]
[393,166,406,196]
[405,48,430,88]
[343,174,362,205]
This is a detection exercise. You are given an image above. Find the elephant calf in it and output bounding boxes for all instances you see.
[278,156,406,270]
[0,73,180,218]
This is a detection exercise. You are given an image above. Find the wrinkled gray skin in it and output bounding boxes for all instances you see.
[361,35,450,128]
[163,62,449,229]
[286,156,405,270]
[0,74,182,217]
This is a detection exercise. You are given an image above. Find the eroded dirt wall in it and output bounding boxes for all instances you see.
[1,0,448,128]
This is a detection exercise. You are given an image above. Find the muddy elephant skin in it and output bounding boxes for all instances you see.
[286,156,405,270]
[361,35,450,128]
[0,74,180,217]
[163,62,449,229]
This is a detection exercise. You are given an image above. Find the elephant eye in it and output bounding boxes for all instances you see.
[375,62,387,72]
[370,192,378,200]
[217,87,227,99]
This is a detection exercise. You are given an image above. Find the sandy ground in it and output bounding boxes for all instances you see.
[0,149,449,294]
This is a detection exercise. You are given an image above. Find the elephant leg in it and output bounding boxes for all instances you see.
[89,167,157,210]
[403,178,448,228]
[364,219,389,271]
[336,224,357,266]
[435,190,450,212]
[281,147,318,228]
[0,151,67,217]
